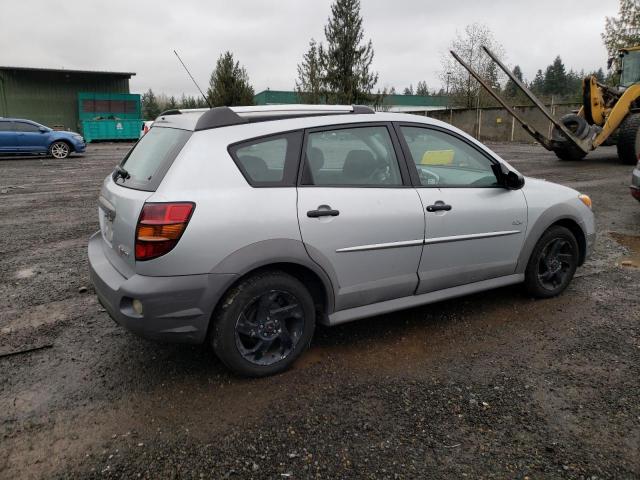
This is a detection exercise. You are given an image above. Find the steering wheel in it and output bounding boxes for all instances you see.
[366,165,392,184]
[418,167,440,185]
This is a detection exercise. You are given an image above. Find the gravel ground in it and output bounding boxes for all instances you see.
[0,142,639,479]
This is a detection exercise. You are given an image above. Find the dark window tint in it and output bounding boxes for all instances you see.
[303,126,402,186]
[400,126,499,187]
[0,121,12,132]
[13,122,40,133]
[118,127,191,191]
[229,131,302,187]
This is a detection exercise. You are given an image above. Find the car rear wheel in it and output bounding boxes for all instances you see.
[211,271,315,377]
[524,226,579,298]
[49,141,71,159]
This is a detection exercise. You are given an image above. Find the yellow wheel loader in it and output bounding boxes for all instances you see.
[451,46,640,164]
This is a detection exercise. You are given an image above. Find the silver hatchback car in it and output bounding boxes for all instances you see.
[89,105,595,377]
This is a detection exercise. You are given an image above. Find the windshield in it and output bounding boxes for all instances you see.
[620,50,640,87]
[116,127,191,191]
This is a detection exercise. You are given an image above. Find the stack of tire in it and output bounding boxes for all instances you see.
[552,112,640,164]
[551,114,591,161]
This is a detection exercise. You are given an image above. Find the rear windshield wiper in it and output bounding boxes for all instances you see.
[112,165,131,182]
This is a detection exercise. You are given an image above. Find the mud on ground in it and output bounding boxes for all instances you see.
[0,143,639,479]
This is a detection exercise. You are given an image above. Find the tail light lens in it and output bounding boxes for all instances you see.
[135,202,195,261]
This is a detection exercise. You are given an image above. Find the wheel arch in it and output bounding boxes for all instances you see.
[517,211,589,272]
[208,239,336,325]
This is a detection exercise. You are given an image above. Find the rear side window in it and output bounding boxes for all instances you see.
[117,127,191,191]
[0,121,12,132]
[229,131,302,187]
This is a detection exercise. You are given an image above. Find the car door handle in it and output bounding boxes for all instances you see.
[426,203,452,212]
[307,208,340,218]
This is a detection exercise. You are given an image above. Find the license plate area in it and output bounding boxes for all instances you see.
[98,196,116,246]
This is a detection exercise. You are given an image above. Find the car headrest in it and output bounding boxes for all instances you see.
[308,147,325,172]
[239,155,268,180]
[343,149,376,182]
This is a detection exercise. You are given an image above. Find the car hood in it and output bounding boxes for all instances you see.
[53,130,82,138]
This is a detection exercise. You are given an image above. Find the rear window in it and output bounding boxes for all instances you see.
[116,127,191,191]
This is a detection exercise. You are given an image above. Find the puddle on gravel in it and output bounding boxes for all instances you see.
[610,232,640,268]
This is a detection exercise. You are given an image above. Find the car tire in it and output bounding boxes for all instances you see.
[616,113,640,165]
[524,225,580,298]
[211,271,315,377]
[49,141,71,159]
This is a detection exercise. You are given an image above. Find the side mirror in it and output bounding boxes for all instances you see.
[505,170,525,190]
[607,57,615,70]
[39,127,48,133]
[493,163,524,190]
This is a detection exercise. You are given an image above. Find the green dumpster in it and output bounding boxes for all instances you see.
[78,92,142,142]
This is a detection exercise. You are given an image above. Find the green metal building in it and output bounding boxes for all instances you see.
[253,89,449,113]
[0,66,135,131]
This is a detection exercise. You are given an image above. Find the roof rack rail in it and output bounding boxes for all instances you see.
[194,105,374,132]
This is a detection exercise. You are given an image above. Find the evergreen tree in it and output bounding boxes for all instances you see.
[415,81,430,96]
[530,69,545,95]
[603,0,640,58]
[403,84,414,95]
[543,56,568,96]
[504,65,524,98]
[167,96,178,109]
[295,39,326,104]
[207,51,255,107]
[593,67,606,83]
[322,0,378,104]
[141,89,161,120]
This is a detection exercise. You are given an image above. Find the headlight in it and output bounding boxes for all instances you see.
[578,194,592,209]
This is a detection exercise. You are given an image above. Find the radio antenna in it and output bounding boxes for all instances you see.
[173,50,212,108]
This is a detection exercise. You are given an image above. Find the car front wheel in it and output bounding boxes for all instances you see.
[524,225,579,298]
[49,141,71,159]
[211,271,315,377]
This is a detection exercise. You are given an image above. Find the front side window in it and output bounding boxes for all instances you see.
[303,126,403,186]
[13,122,40,133]
[399,126,499,187]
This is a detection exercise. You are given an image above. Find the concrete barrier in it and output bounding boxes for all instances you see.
[427,104,581,143]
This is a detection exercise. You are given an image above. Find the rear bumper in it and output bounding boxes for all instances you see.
[88,232,237,344]
[631,167,640,202]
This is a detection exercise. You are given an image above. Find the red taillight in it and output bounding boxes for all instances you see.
[135,202,194,261]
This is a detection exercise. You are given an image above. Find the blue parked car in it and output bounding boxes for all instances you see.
[0,118,86,159]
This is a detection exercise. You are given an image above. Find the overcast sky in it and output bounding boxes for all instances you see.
[0,0,619,98]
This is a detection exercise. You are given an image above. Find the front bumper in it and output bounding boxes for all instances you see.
[72,140,86,153]
[631,167,640,202]
[88,232,236,344]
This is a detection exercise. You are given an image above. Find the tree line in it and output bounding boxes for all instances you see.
[142,0,640,119]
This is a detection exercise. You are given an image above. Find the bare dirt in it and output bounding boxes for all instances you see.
[0,142,639,479]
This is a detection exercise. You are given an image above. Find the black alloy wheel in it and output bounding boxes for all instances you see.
[235,290,305,366]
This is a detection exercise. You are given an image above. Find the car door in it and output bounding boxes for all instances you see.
[297,123,425,312]
[0,120,18,152]
[14,121,48,153]
[396,124,528,294]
